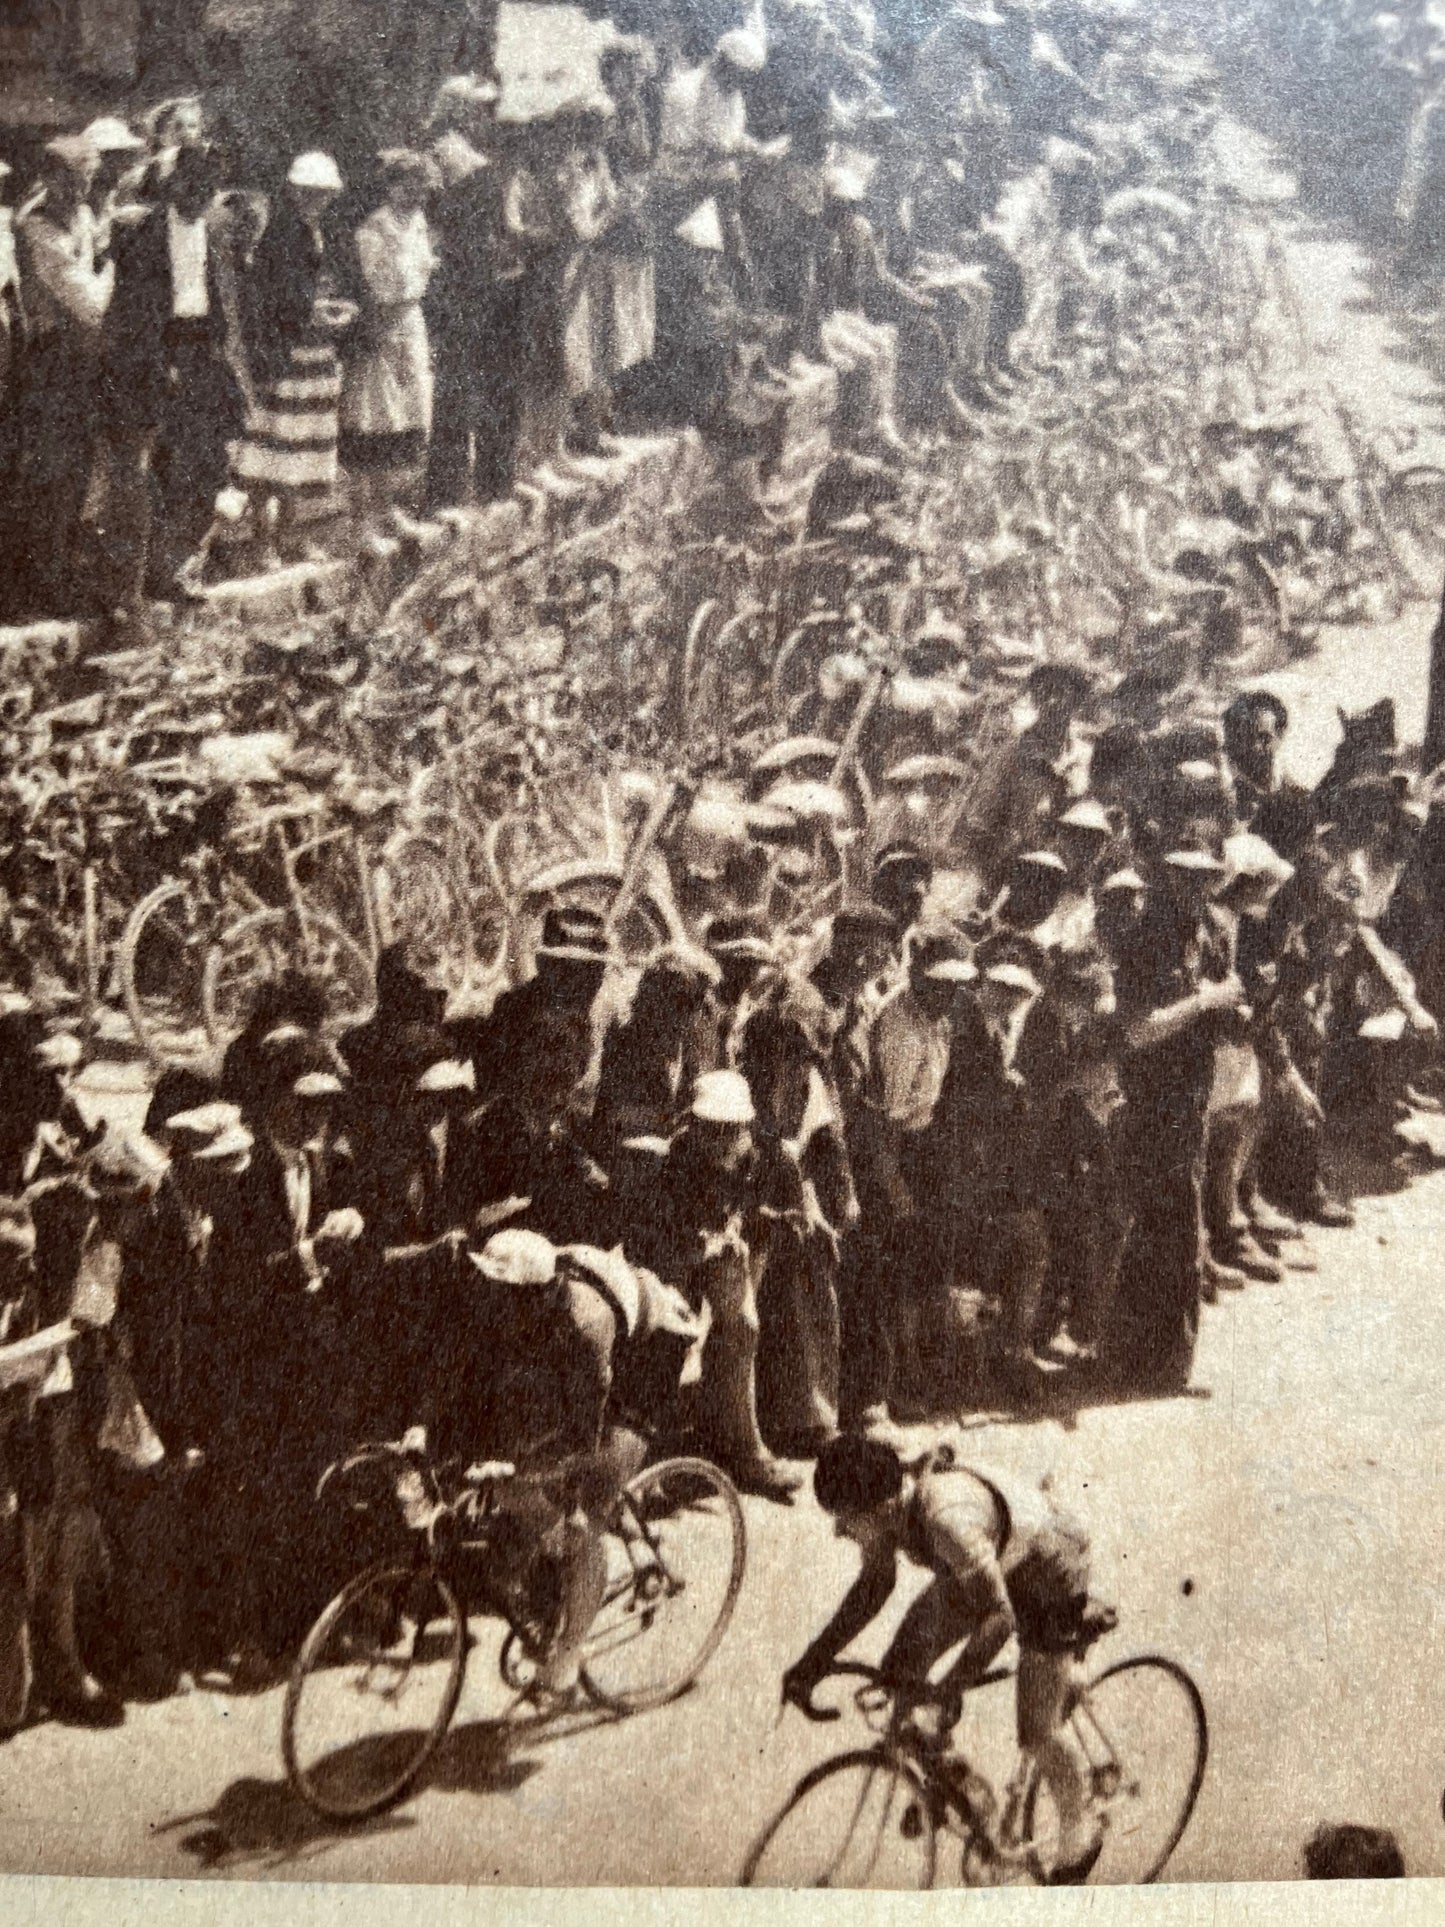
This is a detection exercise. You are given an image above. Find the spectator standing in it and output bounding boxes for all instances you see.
[0,161,21,441]
[505,95,619,474]
[94,143,245,622]
[422,96,522,509]
[340,149,441,520]
[232,152,351,558]
[1110,847,1242,1392]
[6,138,112,618]
[599,40,660,424]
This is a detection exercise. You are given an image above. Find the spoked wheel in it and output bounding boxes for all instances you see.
[282,1560,466,1821]
[203,905,375,1048]
[742,1751,938,1888]
[580,1456,746,1714]
[1022,1655,1207,1884]
[119,880,212,1065]
[377,833,509,993]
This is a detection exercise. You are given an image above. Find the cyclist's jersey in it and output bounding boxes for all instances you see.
[899,1457,1090,1649]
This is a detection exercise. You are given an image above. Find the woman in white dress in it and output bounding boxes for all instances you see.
[340,150,441,516]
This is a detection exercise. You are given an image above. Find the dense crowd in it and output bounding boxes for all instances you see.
[0,0,1409,639]
[0,636,1443,1725]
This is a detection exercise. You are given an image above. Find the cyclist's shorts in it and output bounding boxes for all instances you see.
[1006,1509,1091,1654]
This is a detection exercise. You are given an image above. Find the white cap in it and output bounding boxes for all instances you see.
[470,1228,559,1286]
[288,151,343,193]
[84,116,145,154]
[716,26,767,70]
[691,1070,756,1126]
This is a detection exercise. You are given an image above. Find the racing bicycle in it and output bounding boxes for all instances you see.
[282,1436,747,1822]
[741,1642,1206,1889]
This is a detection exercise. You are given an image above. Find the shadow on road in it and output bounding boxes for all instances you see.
[156,1776,417,1873]
[155,1698,627,1871]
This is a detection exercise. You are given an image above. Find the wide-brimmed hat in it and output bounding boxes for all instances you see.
[163,1100,245,1147]
[690,1070,756,1126]
[42,135,98,176]
[470,1227,559,1286]
[705,913,773,963]
[873,841,934,886]
[752,736,839,779]
[881,754,970,790]
[1058,798,1115,837]
[982,961,1042,996]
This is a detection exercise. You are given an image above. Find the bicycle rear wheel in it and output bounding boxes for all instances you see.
[1022,1655,1207,1884]
[119,880,211,1065]
[742,1751,937,1888]
[282,1560,466,1821]
[203,905,374,1047]
[580,1456,745,1713]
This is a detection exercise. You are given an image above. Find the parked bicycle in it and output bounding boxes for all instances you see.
[742,1644,1206,1889]
[282,1435,747,1822]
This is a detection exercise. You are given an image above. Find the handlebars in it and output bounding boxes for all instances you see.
[783,1658,1022,1728]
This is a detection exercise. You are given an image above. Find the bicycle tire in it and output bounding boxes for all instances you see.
[741,1750,938,1888]
[119,879,211,1066]
[580,1456,746,1714]
[1021,1654,1207,1885]
[378,832,510,989]
[282,1559,466,1822]
[202,904,375,1047]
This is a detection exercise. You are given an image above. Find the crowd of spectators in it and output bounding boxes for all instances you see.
[0,0,1227,629]
[0,0,1438,1752]
[0,643,1440,1724]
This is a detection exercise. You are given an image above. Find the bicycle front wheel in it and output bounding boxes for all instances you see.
[282,1560,466,1821]
[580,1456,746,1713]
[1022,1655,1207,1884]
[742,1751,937,1888]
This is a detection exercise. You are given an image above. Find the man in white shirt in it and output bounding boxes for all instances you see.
[837,933,973,1426]
[95,142,243,623]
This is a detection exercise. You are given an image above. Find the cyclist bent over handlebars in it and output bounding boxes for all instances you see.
[452,1228,703,1700]
[782,1436,1109,1885]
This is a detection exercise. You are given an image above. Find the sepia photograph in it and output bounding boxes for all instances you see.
[0,0,1440,1899]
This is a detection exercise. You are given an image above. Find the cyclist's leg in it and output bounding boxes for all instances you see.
[538,1505,609,1696]
[1012,1516,1101,1880]
[1017,1645,1091,1839]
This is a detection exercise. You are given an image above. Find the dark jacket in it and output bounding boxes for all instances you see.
[242,197,329,383]
[98,202,239,433]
